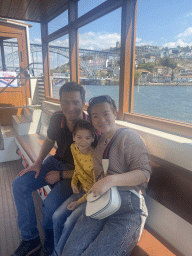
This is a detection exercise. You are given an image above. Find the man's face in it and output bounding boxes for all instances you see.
[60,91,85,122]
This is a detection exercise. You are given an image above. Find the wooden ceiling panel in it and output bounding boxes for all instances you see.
[0,0,69,23]
[42,0,68,21]
[23,1,40,21]
[15,0,34,20]
[28,1,42,22]
[8,0,22,18]
[0,0,12,18]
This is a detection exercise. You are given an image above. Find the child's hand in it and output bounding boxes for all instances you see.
[72,185,80,194]
[67,201,81,211]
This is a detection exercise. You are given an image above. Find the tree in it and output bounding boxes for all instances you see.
[134,70,141,84]
[159,57,177,70]
[137,62,156,72]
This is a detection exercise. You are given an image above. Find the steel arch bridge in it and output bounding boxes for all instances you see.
[3,41,120,78]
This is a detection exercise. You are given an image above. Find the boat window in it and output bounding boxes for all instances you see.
[78,0,106,17]
[0,38,21,87]
[48,11,68,35]
[50,35,70,99]
[134,1,192,125]
[3,38,20,72]
[78,8,121,107]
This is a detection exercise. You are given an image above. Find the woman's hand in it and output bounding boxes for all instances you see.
[67,201,81,211]
[72,185,80,194]
[90,176,113,197]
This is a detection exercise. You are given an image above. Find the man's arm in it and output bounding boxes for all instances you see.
[18,136,55,177]
[36,136,55,164]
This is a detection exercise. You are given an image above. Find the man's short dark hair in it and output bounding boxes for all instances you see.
[59,82,85,103]
[73,119,95,138]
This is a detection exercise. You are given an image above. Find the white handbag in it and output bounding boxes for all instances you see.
[85,159,121,219]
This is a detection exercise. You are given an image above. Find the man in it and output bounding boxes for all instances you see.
[12,82,89,256]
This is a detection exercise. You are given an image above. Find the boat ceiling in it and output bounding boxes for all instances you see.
[0,0,70,23]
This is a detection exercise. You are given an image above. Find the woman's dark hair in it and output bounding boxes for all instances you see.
[59,82,85,103]
[73,119,95,138]
[87,95,117,117]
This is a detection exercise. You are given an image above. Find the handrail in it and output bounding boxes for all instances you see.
[0,62,42,94]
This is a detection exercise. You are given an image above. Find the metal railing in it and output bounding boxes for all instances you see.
[0,62,43,108]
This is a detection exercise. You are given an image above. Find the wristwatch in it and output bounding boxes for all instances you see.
[59,171,63,181]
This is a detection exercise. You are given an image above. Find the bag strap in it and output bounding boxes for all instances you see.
[103,128,127,159]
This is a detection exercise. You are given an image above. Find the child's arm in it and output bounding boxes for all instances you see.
[72,185,80,194]
[67,201,81,211]
[67,188,93,211]
[71,169,81,193]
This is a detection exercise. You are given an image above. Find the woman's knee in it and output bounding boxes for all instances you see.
[52,209,62,226]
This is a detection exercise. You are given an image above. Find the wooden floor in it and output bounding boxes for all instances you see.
[0,160,44,256]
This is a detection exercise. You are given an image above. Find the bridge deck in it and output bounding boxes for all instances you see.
[0,160,44,256]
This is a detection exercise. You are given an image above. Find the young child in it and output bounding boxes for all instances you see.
[52,119,95,256]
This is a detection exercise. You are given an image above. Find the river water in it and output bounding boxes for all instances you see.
[52,85,192,124]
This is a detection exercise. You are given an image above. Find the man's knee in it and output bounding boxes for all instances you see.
[12,176,24,195]
[12,172,35,194]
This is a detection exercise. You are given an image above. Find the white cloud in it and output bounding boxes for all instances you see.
[136,40,154,46]
[79,32,120,50]
[34,38,41,43]
[177,27,192,38]
[163,39,191,48]
[187,13,192,17]
[50,38,69,47]
[136,37,142,43]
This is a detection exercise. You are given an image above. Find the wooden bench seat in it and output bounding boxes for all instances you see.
[130,229,176,256]
[15,134,178,256]
[15,133,56,163]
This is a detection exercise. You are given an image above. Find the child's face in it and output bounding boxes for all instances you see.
[73,129,94,153]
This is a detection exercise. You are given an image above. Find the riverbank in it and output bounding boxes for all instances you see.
[135,82,192,86]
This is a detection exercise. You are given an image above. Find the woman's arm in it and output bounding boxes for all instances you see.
[91,170,147,197]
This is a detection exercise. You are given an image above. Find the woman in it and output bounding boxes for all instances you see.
[61,95,152,256]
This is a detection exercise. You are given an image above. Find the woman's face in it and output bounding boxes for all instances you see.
[90,102,116,134]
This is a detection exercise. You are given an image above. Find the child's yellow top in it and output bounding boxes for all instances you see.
[70,143,95,203]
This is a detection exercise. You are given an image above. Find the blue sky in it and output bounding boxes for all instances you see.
[27,0,192,49]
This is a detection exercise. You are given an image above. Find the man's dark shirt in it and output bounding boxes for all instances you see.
[47,111,74,166]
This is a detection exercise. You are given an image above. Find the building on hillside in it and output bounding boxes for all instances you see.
[137,69,151,84]
[153,66,172,75]
[136,45,160,56]
[174,75,192,83]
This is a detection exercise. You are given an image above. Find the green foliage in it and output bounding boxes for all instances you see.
[134,70,141,81]
[159,57,177,69]
[137,62,156,72]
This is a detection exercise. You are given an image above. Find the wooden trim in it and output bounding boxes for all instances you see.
[72,0,123,30]
[41,22,51,98]
[68,0,79,82]
[0,40,6,71]
[118,0,137,120]
[45,96,60,104]
[47,24,69,43]
[123,112,192,139]
[47,0,123,43]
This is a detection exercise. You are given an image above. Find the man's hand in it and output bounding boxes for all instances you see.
[17,161,42,178]
[72,185,80,194]
[44,171,60,185]
[67,201,81,211]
